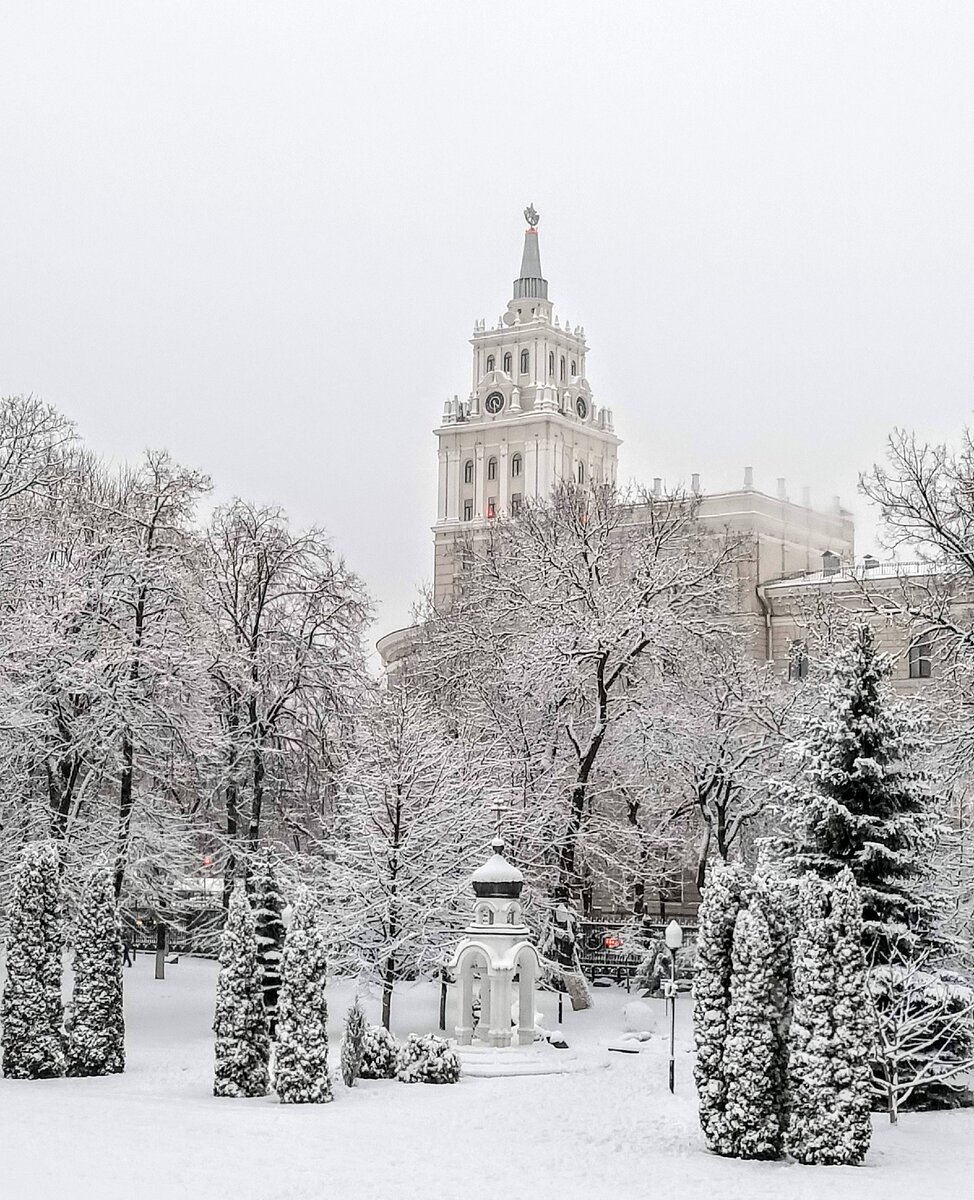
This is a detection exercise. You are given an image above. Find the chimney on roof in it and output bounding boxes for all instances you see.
[744,466,754,490]
[691,473,701,495]
[777,477,787,501]
[822,550,840,576]
[652,477,662,498]
[832,495,842,514]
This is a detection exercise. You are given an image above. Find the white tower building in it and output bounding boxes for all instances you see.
[431,205,621,604]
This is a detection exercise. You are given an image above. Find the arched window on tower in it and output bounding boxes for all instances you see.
[520,349,529,374]
[548,351,555,377]
[577,462,586,485]
[486,355,495,374]
[560,356,566,381]
[503,352,512,374]
[511,453,522,478]
[463,459,474,485]
[487,457,497,481]
[571,359,577,376]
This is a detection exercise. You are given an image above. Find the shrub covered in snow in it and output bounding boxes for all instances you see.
[692,860,749,1155]
[1,841,65,1080]
[359,1023,400,1079]
[274,892,331,1104]
[246,849,287,1035]
[67,862,125,1077]
[397,1033,461,1084]
[787,872,871,1166]
[341,997,367,1087]
[213,881,270,1098]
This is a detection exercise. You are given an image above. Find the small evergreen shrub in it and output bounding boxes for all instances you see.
[359,1024,400,1079]
[213,881,270,1098]
[67,862,125,1077]
[274,893,331,1104]
[341,997,367,1087]
[397,1033,461,1084]
[1,841,65,1079]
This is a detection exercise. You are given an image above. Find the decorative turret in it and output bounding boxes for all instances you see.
[471,836,524,899]
[513,203,547,300]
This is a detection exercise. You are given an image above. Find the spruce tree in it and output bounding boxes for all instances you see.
[67,862,125,1077]
[1,841,65,1079]
[274,892,332,1104]
[787,874,871,1166]
[722,882,788,1160]
[246,849,286,1035]
[341,997,367,1087]
[789,624,935,960]
[692,861,750,1155]
[213,880,270,1098]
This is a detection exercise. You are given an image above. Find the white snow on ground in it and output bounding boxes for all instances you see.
[1,956,973,1200]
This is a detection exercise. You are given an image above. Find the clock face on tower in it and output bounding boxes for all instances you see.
[575,396,588,420]
[485,391,505,415]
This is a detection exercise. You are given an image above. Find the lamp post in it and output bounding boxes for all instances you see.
[664,919,684,1093]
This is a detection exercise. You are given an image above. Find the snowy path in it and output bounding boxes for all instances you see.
[0,956,972,1199]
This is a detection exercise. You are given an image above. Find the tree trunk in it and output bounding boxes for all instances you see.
[114,727,134,899]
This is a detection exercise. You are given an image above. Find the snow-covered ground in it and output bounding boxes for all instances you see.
[1,956,972,1200]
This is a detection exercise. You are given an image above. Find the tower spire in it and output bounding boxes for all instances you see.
[514,203,547,300]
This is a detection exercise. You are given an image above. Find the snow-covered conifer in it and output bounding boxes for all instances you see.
[397,1033,461,1084]
[787,624,936,960]
[359,1024,399,1079]
[692,860,749,1155]
[1,841,65,1079]
[341,997,367,1087]
[213,881,270,1098]
[274,892,331,1104]
[787,874,871,1166]
[246,848,286,1034]
[67,862,125,1077]
[722,883,787,1159]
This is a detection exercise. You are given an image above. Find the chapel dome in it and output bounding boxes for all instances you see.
[471,837,524,898]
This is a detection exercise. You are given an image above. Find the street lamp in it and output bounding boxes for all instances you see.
[664,919,684,1094]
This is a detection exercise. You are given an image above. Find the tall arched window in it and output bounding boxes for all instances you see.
[463,459,474,484]
[548,351,555,376]
[487,457,497,481]
[520,349,529,374]
[511,453,522,478]
[560,356,566,381]
[486,354,495,373]
[503,352,512,374]
[571,359,577,376]
[577,462,585,485]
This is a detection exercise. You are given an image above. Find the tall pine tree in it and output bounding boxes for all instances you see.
[213,881,270,1098]
[274,891,332,1104]
[67,862,125,1076]
[1,841,65,1079]
[246,849,286,1035]
[787,624,935,960]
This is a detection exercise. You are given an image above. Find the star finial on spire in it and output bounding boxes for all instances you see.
[524,203,540,228]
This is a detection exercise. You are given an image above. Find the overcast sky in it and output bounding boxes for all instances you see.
[3,2,974,639]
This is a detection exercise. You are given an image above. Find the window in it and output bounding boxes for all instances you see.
[487,457,497,481]
[486,354,495,373]
[511,492,523,514]
[511,453,522,478]
[571,359,577,376]
[577,462,585,485]
[520,349,529,374]
[463,500,473,522]
[548,351,555,376]
[909,634,932,679]
[503,352,512,374]
[463,459,474,484]
[560,355,566,381]
[487,497,496,519]
[788,641,809,681]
